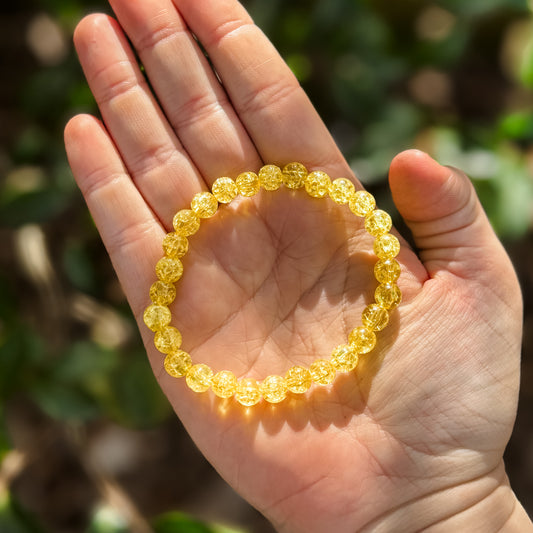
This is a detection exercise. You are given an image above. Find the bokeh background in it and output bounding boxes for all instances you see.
[1,0,533,531]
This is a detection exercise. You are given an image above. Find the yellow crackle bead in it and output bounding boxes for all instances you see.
[211,370,237,398]
[164,350,192,378]
[348,326,376,354]
[186,364,213,393]
[162,232,188,258]
[191,192,218,218]
[260,375,288,403]
[259,164,283,191]
[349,190,376,217]
[331,344,359,372]
[149,280,176,306]
[365,209,392,236]
[285,365,312,394]
[212,177,238,203]
[310,359,336,385]
[374,233,401,259]
[374,258,401,284]
[305,170,331,198]
[156,257,183,283]
[235,378,262,406]
[375,283,402,309]
[154,326,182,354]
[173,209,200,236]
[329,178,355,204]
[236,171,260,196]
[362,304,389,332]
[143,304,171,332]
[147,162,403,407]
[282,162,307,189]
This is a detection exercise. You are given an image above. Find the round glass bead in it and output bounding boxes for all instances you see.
[186,364,213,393]
[212,177,238,203]
[329,178,355,204]
[331,344,359,372]
[236,171,260,197]
[282,162,307,189]
[154,326,183,354]
[162,232,188,258]
[235,378,262,406]
[305,170,331,198]
[374,258,401,284]
[348,326,376,354]
[375,283,402,309]
[173,209,200,236]
[374,233,401,259]
[149,280,176,306]
[146,162,402,407]
[155,257,183,283]
[365,209,392,237]
[309,359,336,385]
[143,304,171,332]
[164,350,192,378]
[211,370,237,398]
[259,164,283,191]
[260,375,288,403]
[191,192,218,218]
[362,304,389,332]
[349,190,376,217]
[285,365,312,394]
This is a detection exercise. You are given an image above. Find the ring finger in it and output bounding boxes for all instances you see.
[107,0,262,180]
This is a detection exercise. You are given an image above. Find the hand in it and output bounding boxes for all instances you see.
[64,0,530,531]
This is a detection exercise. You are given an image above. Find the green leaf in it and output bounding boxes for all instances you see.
[29,380,100,422]
[26,341,121,422]
[0,323,46,400]
[286,53,312,82]
[62,243,97,292]
[11,127,48,163]
[491,147,533,237]
[108,350,170,428]
[152,512,246,533]
[520,41,533,88]
[0,188,71,227]
[53,341,118,385]
[499,110,533,140]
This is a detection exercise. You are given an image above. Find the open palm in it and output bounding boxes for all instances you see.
[64,0,528,531]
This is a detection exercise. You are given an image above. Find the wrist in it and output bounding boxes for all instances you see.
[503,499,533,532]
[359,461,532,532]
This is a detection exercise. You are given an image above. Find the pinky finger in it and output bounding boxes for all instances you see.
[64,114,164,315]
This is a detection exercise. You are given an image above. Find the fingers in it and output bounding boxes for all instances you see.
[389,150,518,292]
[73,14,202,227]
[64,114,164,315]
[171,0,350,177]
[76,0,355,201]
[107,0,261,178]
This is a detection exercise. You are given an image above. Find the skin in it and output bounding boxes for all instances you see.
[64,0,532,531]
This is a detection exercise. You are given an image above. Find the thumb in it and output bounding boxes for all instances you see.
[389,149,517,290]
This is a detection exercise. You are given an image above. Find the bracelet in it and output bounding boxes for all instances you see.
[143,163,401,406]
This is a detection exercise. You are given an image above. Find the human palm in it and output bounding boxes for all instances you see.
[64,0,528,531]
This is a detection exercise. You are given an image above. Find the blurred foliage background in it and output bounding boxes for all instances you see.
[1,0,533,531]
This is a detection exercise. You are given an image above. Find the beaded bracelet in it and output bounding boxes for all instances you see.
[143,162,401,406]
